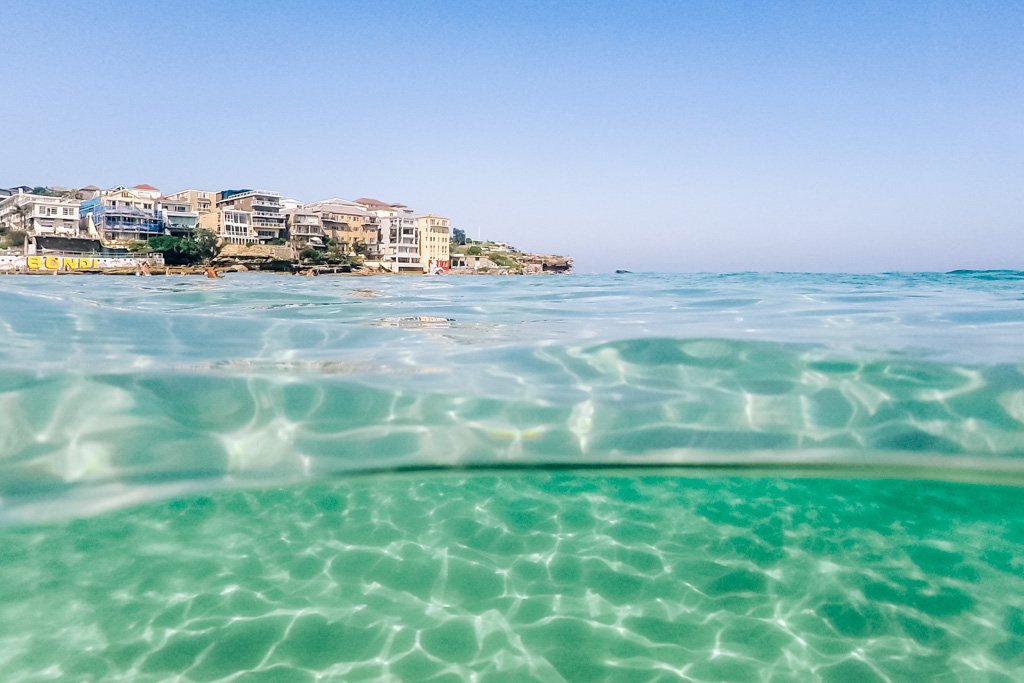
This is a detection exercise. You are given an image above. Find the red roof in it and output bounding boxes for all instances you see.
[134,184,159,191]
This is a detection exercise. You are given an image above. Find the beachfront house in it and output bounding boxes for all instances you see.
[355,198,420,273]
[80,185,165,243]
[216,189,287,244]
[159,198,200,237]
[283,206,324,248]
[199,207,256,245]
[306,198,379,254]
[0,190,82,237]
[164,189,216,217]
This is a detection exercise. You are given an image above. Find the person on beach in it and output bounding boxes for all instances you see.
[206,267,223,279]
[141,262,152,276]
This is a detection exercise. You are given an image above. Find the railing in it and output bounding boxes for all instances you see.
[103,219,163,230]
[100,206,161,218]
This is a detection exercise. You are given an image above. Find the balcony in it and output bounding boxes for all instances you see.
[252,198,280,208]
[101,205,160,219]
[253,220,284,229]
[253,210,282,219]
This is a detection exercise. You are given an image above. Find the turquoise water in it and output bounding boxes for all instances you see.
[1,272,1023,680]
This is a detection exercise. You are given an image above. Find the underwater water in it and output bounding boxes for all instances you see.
[1,271,1023,681]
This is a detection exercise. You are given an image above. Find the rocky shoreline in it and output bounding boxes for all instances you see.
[0,250,573,276]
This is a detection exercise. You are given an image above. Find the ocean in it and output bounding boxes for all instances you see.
[0,271,1022,681]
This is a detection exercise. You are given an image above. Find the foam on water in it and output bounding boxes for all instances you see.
[1,272,1023,680]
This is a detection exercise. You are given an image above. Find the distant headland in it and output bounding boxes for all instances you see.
[0,184,572,275]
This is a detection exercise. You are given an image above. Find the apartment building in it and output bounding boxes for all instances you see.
[152,198,197,237]
[415,214,451,272]
[0,191,81,237]
[354,198,420,273]
[80,184,164,242]
[164,189,216,215]
[198,207,255,245]
[216,189,286,243]
[306,198,379,253]
[283,206,324,248]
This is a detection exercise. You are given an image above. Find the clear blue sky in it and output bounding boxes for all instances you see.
[2,1,1022,272]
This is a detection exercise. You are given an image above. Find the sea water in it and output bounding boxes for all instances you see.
[0,272,1022,681]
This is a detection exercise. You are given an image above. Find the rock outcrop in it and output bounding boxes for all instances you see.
[212,244,296,271]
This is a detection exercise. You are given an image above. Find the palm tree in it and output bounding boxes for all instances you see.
[12,203,33,235]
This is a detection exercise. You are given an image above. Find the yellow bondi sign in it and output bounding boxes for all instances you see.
[26,256,97,270]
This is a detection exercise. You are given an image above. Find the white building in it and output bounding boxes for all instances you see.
[0,191,81,237]
[199,208,255,245]
[159,198,200,237]
[354,198,420,273]
[216,189,287,243]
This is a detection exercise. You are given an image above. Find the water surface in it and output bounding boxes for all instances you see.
[1,272,1022,680]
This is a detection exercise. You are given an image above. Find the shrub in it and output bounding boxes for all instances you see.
[299,247,326,263]
[488,252,517,268]
[147,229,218,265]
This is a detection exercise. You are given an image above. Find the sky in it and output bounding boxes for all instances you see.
[1,0,1022,272]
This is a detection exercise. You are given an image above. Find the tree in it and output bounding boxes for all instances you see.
[299,246,324,263]
[452,228,466,246]
[467,245,482,255]
[146,229,219,265]
[10,204,32,235]
[192,229,218,259]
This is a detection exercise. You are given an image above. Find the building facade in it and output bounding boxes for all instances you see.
[415,214,451,272]
[164,189,216,215]
[198,208,255,244]
[0,191,81,237]
[306,198,379,253]
[354,198,420,273]
[159,198,199,237]
[80,185,165,242]
[216,189,286,243]
[283,207,324,248]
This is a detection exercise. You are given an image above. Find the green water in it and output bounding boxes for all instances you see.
[2,273,1023,680]
[2,473,1022,681]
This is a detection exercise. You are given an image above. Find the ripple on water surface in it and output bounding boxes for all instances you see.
[1,473,1023,682]
[1,273,1024,680]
